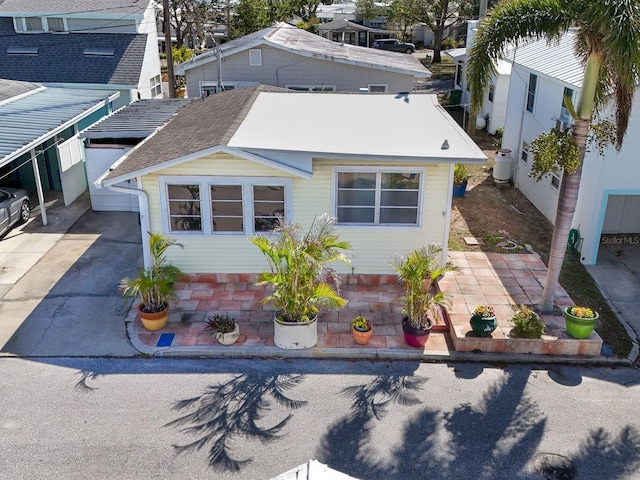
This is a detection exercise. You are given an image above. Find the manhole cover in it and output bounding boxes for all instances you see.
[534,453,577,480]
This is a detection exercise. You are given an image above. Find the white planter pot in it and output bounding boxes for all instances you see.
[273,315,318,349]
[216,324,240,345]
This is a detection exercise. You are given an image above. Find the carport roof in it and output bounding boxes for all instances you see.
[0,81,117,165]
[80,99,191,140]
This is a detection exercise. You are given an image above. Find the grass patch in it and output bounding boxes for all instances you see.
[423,55,456,76]
[559,255,633,357]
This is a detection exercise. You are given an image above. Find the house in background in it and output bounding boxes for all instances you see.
[97,85,486,274]
[499,30,640,266]
[0,79,117,219]
[446,20,511,135]
[80,99,190,212]
[0,0,162,109]
[317,19,391,47]
[174,23,430,98]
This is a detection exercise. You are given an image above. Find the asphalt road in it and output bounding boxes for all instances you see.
[1,358,639,480]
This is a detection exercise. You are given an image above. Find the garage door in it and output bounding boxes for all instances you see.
[602,194,640,234]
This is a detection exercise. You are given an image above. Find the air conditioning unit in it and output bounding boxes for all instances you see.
[555,119,570,131]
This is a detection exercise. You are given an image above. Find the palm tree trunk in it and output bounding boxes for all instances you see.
[539,55,600,311]
[539,117,589,311]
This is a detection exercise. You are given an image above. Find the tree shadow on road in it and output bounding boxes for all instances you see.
[164,372,307,472]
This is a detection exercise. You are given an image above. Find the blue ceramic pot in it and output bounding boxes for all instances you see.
[470,315,498,337]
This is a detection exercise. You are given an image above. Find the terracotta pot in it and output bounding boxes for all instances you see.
[402,317,432,347]
[216,323,240,345]
[352,324,373,345]
[138,303,168,331]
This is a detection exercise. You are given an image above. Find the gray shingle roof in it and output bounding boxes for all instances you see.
[177,23,430,78]
[0,18,146,85]
[0,0,147,16]
[0,85,115,164]
[102,85,292,182]
[80,99,191,139]
[0,78,40,102]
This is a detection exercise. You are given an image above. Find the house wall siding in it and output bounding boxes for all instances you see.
[141,152,451,274]
[135,4,162,99]
[184,45,414,97]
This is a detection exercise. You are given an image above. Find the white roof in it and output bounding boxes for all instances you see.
[271,459,360,480]
[508,31,583,87]
[229,92,486,162]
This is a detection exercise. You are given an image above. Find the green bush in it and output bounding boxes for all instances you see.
[510,304,545,338]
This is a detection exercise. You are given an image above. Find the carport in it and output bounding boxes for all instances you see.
[0,79,117,225]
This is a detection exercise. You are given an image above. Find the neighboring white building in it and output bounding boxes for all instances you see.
[499,30,640,265]
[0,0,162,109]
[445,20,511,135]
[174,23,430,98]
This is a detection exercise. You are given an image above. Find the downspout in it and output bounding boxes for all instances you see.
[105,183,152,269]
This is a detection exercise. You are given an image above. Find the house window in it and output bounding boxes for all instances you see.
[46,17,65,32]
[167,184,202,232]
[521,142,530,163]
[526,73,537,113]
[334,168,423,225]
[162,177,291,234]
[556,86,573,130]
[25,17,44,31]
[249,49,262,66]
[199,81,258,96]
[150,75,162,97]
[456,62,463,87]
[488,84,495,102]
[551,171,561,190]
[368,84,388,93]
[285,85,336,92]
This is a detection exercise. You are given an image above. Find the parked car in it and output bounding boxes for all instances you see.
[0,187,30,237]
[372,39,416,54]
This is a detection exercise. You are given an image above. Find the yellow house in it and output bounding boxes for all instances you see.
[97,85,486,277]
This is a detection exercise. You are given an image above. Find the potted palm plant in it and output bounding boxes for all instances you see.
[120,232,184,331]
[452,164,471,197]
[250,214,351,349]
[389,243,457,347]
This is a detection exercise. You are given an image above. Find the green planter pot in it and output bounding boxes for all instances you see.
[564,308,599,339]
[470,315,498,337]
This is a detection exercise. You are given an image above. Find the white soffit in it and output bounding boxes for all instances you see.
[228,92,486,162]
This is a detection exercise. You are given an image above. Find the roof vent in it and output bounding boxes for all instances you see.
[83,47,115,56]
[7,46,39,55]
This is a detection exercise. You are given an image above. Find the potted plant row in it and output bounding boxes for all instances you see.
[250,214,351,349]
[120,232,184,331]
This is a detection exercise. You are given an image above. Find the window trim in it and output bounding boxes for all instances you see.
[520,142,530,163]
[199,81,258,96]
[488,84,495,103]
[249,49,262,66]
[150,74,162,98]
[332,166,425,227]
[285,84,336,92]
[367,84,388,93]
[526,73,537,113]
[455,62,463,88]
[550,170,561,190]
[159,176,292,235]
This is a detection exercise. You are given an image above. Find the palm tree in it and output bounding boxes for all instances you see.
[467,0,640,311]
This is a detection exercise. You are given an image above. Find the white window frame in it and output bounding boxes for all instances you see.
[367,84,388,93]
[46,17,67,32]
[285,85,336,92]
[332,167,425,227]
[249,49,262,66]
[159,176,292,235]
[526,73,537,113]
[198,81,258,96]
[550,170,561,190]
[150,74,162,97]
[520,142,530,163]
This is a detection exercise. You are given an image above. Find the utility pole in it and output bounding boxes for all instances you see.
[163,0,176,98]
[215,37,223,93]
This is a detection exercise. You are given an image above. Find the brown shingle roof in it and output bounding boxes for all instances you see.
[102,85,290,182]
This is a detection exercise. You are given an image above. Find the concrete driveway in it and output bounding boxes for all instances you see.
[0,193,142,356]
[587,241,640,345]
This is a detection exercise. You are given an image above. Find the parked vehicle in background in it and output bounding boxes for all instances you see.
[0,187,30,237]
[372,39,416,54]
